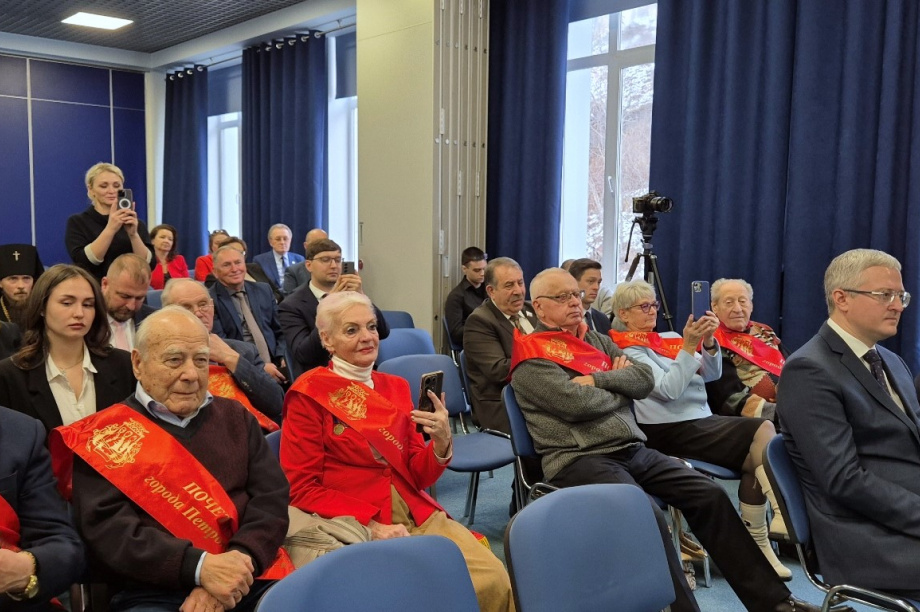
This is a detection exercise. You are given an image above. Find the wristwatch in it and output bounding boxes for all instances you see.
[7,551,39,601]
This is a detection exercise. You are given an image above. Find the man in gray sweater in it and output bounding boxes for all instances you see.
[509,268,822,612]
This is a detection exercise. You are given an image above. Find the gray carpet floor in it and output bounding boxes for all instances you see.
[433,461,876,611]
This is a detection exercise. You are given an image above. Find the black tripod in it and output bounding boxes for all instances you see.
[624,213,675,331]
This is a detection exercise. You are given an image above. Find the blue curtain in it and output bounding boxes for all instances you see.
[241,35,328,256]
[163,66,208,260]
[649,0,920,370]
[486,0,570,279]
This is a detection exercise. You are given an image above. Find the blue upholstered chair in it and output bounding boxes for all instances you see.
[376,328,436,364]
[504,483,675,612]
[256,535,479,611]
[764,435,920,612]
[378,354,514,524]
[146,289,163,309]
[264,429,281,459]
[381,309,415,329]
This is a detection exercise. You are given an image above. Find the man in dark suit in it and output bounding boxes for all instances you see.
[210,246,288,385]
[282,228,327,295]
[253,224,305,290]
[0,406,84,606]
[162,278,283,424]
[777,248,920,597]
[279,238,389,379]
[463,257,539,434]
[444,246,488,347]
[102,253,156,351]
[568,258,612,334]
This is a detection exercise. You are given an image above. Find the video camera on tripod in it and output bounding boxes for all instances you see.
[624,191,676,330]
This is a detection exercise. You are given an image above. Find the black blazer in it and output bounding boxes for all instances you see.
[0,322,20,361]
[586,307,612,334]
[210,280,286,359]
[0,348,136,434]
[278,283,390,379]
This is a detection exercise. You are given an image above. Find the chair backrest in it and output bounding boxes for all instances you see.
[763,434,810,545]
[458,350,473,394]
[256,535,479,612]
[146,289,163,309]
[265,430,281,459]
[381,310,415,329]
[505,483,674,612]
[378,354,467,417]
[443,317,463,353]
[502,385,537,458]
[376,328,436,364]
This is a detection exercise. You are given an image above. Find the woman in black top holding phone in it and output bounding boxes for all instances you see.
[65,162,153,281]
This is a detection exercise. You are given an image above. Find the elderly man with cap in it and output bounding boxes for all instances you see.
[0,244,43,328]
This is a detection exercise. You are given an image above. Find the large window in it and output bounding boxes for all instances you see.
[559,4,657,282]
[207,111,242,238]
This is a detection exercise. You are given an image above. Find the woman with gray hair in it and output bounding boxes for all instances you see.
[280,291,514,611]
[609,279,790,579]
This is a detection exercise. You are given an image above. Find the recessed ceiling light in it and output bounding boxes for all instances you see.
[62,12,133,30]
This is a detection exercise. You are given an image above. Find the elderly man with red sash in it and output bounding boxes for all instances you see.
[281,291,515,612]
[161,278,282,432]
[51,307,291,612]
[706,278,787,421]
[508,268,822,612]
[0,405,83,608]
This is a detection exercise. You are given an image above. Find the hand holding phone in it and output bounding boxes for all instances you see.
[342,261,355,275]
[117,188,134,210]
[416,371,444,433]
[691,281,710,321]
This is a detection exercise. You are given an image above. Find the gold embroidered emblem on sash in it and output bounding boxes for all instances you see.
[87,419,148,469]
[731,336,754,354]
[544,338,574,362]
[329,384,368,420]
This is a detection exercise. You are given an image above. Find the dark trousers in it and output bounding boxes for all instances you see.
[551,446,791,612]
[109,581,273,612]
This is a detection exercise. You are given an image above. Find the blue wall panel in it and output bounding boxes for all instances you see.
[31,60,110,106]
[31,101,112,266]
[0,97,32,244]
[113,108,148,223]
[112,70,145,110]
[0,55,27,97]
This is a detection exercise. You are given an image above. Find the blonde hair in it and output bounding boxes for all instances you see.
[85,162,124,189]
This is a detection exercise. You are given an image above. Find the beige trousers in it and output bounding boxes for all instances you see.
[391,488,515,612]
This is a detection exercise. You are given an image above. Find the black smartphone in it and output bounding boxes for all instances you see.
[342,260,355,275]
[691,281,710,321]
[416,370,444,432]
[117,188,133,210]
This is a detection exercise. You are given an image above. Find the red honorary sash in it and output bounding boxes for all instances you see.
[49,404,292,579]
[299,369,423,490]
[713,323,785,377]
[608,330,684,360]
[208,365,279,433]
[0,494,20,550]
[509,329,612,376]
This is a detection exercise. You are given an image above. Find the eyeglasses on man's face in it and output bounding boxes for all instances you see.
[628,300,660,314]
[843,289,911,308]
[535,290,585,304]
[310,256,343,265]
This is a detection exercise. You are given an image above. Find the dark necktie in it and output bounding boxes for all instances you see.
[864,349,891,397]
[510,314,525,334]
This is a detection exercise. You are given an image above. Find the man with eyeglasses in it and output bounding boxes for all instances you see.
[162,278,283,428]
[778,249,920,599]
[706,277,788,421]
[282,228,328,295]
[278,238,390,378]
[509,267,826,612]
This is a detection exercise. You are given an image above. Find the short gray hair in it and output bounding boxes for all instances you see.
[529,268,569,301]
[135,306,207,354]
[316,291,374,335]
[711,278,753,305]
[268,223,292,239]
[161,278,208,305]
[485,257,522,289]
[610,280,656,330]
[824,248,901,314]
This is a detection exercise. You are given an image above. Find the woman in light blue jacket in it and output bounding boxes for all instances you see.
[609,280,788,579]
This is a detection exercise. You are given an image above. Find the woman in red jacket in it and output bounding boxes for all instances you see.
[281,292,513,612]
[149,224,188,290]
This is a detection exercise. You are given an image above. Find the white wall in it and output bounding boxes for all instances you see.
[356,0,436,332]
